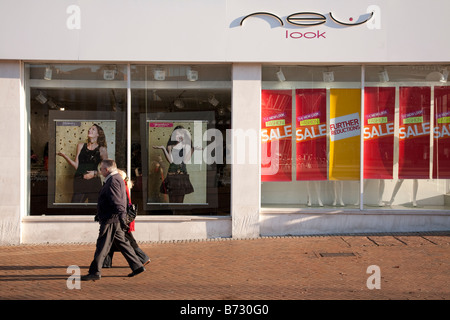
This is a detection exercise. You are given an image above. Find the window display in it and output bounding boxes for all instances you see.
[262,64,450,211]
[261,66,361,208]
[27,63,231,216]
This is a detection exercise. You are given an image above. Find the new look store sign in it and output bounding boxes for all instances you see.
[239,6,381,40]
[0,0,449,62]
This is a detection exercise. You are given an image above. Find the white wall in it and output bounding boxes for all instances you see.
[0,61,22,245]
[0,0,450,63]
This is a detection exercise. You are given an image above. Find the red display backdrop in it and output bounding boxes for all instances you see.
[398,87,431,179]
[433,86,450,179]
[261,90,292,181]
[363,87,395,179]
[295,89,327,181]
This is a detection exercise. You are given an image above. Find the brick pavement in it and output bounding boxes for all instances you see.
[0,232,449,304]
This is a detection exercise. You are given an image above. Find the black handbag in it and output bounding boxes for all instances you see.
[125,202,137,225]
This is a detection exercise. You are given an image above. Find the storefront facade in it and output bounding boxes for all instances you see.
[1,0,450,244]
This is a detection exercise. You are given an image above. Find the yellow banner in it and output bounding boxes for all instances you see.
[329,89,361,180]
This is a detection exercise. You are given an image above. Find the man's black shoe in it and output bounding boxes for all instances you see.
[128,266,145,277]
[81,274,101,281]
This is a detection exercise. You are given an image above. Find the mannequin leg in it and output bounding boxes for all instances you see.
[332,181,344,206]
[378,180,385,206]
[307,181,312,206]
[389,179,404,206]
[307,181,323,207]
[412,179,418,207]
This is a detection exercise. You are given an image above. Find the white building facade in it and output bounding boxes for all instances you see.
[1,0,450,244]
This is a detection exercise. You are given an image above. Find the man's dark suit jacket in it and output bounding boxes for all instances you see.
[97,172,127,224]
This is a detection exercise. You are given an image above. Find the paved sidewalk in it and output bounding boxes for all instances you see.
[0,232,449,303]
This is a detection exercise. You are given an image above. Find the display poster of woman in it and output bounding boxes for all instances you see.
[149,121,206,204]
[55,121,115,204]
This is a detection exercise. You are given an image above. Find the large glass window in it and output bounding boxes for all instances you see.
[130,64,231,215]
[363,65,450,210]
[261,66,362,208]
[27,63,128,215]
[261,64,450,212]
[27,63,231,216]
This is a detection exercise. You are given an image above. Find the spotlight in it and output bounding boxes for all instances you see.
[103,70,116,80]
[152,90,162,101]
[35,92,47,104]
[440,68,449,83]
[174,99,185,109]
[47,100,57,110]
[208,94,219,107]
[276,68,286,82]
[44,67,52,80]
[153,69,166,81]
[323,71,334,82]
[187,69,198,81]
[378,70,389,83]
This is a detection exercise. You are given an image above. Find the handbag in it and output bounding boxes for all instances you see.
[124,181,137,225]
[125,202,137,225]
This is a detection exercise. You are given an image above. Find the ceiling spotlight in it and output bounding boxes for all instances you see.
[187,69,198,81]
[378,70,389,83]
[323,71,334,82]
[276,68,286,82]
[44,67,52,80]
[103,70,116,80]
[47,100,57,110]
[35,92,47,104]
[174,99,185,109]
[440,68,449,83]
[153,68,166,81]
[152,90,162,101]
[208,94,219,107]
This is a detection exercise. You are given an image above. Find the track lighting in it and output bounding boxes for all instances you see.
[378,69,389,82]
[153,68,166,81]
[44,67,52,80]
[187,69,198,81]
[323,71,334,82]
[276,68,286,82]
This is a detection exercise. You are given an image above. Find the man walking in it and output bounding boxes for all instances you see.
[81,159,145,281]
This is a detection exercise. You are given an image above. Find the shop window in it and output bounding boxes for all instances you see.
[27,63,231,216]
[261,64,450,211]
[27,63,128,215]
[363,65,450,210]
[130,65,231,215]
[261,66,361,208]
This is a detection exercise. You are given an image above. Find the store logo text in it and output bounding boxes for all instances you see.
[239,5,381,40]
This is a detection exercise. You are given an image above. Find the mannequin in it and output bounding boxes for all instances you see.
[388,179,418,207]
[332,181,344,206]
[307,181,323,207]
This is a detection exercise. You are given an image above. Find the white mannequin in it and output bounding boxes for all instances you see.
[332,181,344,206]
[389,179,418,207]
[307,181,323,207]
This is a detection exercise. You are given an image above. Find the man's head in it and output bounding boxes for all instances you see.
[99,159,117,178]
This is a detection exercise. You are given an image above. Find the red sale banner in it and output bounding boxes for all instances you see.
[398,87,431,179]
[363,87,395,179]
[295,89,327,181]
[433,86,450,179]
[261,90,292,181]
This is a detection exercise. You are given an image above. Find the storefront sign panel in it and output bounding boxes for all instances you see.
[433,87,450,179]
[261,90,292,181]
[329,89,361,180]
[295,89,327,181]
[398,87,431,179]
[363,87,395,179]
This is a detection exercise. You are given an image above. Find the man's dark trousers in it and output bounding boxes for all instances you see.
[88,222,143,276]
